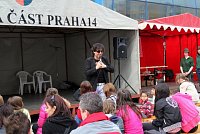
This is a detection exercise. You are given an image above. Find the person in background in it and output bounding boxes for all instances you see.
[138,91,154,118]
[0,95,4,107]
[103,99,124,133]
[70,92,121,134]
[0,104,14,134]
[42,94,77,134]
[116,89,143,134]
[103,83,117,105]
[149,87,156,104]
[5,111,31,134]
[7,96,31,122]
[172,91,200,133]
[196,46,200,86]
[180,48,194,81]
[33,88,60,134]
[143,83,182,134]
[176,73,199,102]
[74,81,93,125]
[85,43,114,100]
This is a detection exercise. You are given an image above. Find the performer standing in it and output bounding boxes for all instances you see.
[85,43,114,100]
[180,48,194,81]
[196,46,200,86]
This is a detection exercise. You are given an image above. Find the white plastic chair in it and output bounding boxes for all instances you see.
[16,71,36,95]
[33,71,53,94]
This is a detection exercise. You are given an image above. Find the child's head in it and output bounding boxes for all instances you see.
[0,95,4,107]
[140,92,148,102]
[117,89,132,106]
[151,87,156,96]
[7,96,24,110]
[45,88,58,97]
[103,99,115,114]
[103,83,116,97]
[80,81,93,95]
[175,73,188,84]
[117,89,141,117]
[155,83,170,102]
[5,111,30,134]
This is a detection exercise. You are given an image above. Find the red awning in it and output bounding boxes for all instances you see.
[139,13,200,36]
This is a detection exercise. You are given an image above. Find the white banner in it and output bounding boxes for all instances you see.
[0,0,138,30]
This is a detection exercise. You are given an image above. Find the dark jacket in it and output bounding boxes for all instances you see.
[85,56,114,90]
[42,114,77,134]
[152,97,182,132]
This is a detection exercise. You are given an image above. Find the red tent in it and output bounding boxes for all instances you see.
[139,13,200,80]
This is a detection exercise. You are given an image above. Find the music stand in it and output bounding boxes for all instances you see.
[113,58,137,94]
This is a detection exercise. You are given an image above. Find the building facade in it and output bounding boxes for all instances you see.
[93,0,200,20]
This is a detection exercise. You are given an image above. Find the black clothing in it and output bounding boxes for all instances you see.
[42,114,77,134]
[85,56,114,90]
[153,97,182,131]
[143,97,182,133]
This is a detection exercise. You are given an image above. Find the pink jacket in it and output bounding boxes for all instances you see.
[172,92,200,132]
[117,105,143,134]
[37,104,48,134]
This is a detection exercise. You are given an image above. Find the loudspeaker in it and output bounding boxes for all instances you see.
[113,37,127,59]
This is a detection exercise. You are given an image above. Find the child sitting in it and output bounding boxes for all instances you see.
[7,96,31,122]
[172,91,200,133]
[138,92,154,118]
[103,99,124,134]
[103,83,117,105]
[117,89,143,134]
[143,83,182,134]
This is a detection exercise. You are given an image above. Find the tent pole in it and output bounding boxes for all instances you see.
[64,34,68,81]
[163,36,166,81]
[107,30,112,82]
[20,33,24,71]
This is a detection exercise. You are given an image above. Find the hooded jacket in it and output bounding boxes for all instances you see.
[42,113,77,134]
[152,97,182,132]
[172,92,200,132]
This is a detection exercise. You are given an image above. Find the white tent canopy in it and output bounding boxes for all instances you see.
[0,0,138,30]
[0,0,140,95]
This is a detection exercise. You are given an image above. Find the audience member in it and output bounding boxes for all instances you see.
[143,83,182,134]
[70,92,121,134]
[103,83,117,105]
[172,91,200,133]
[33,88,59,134]
[0,104,14,134]
[0,95,4,107]
[138,91,154,118]
[42,94,77,134]
[116,89,143,134]
[4,111,31,134]
[149,87,155,104]
[7,96,31,122]
[176,73,199,102]
[75,81,93,125]
[103,99,124,133]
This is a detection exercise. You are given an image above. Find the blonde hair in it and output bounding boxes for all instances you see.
[103,99,115,114]
[7,96,24,110]
[175,73,189,82]
[103,83,116,97]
